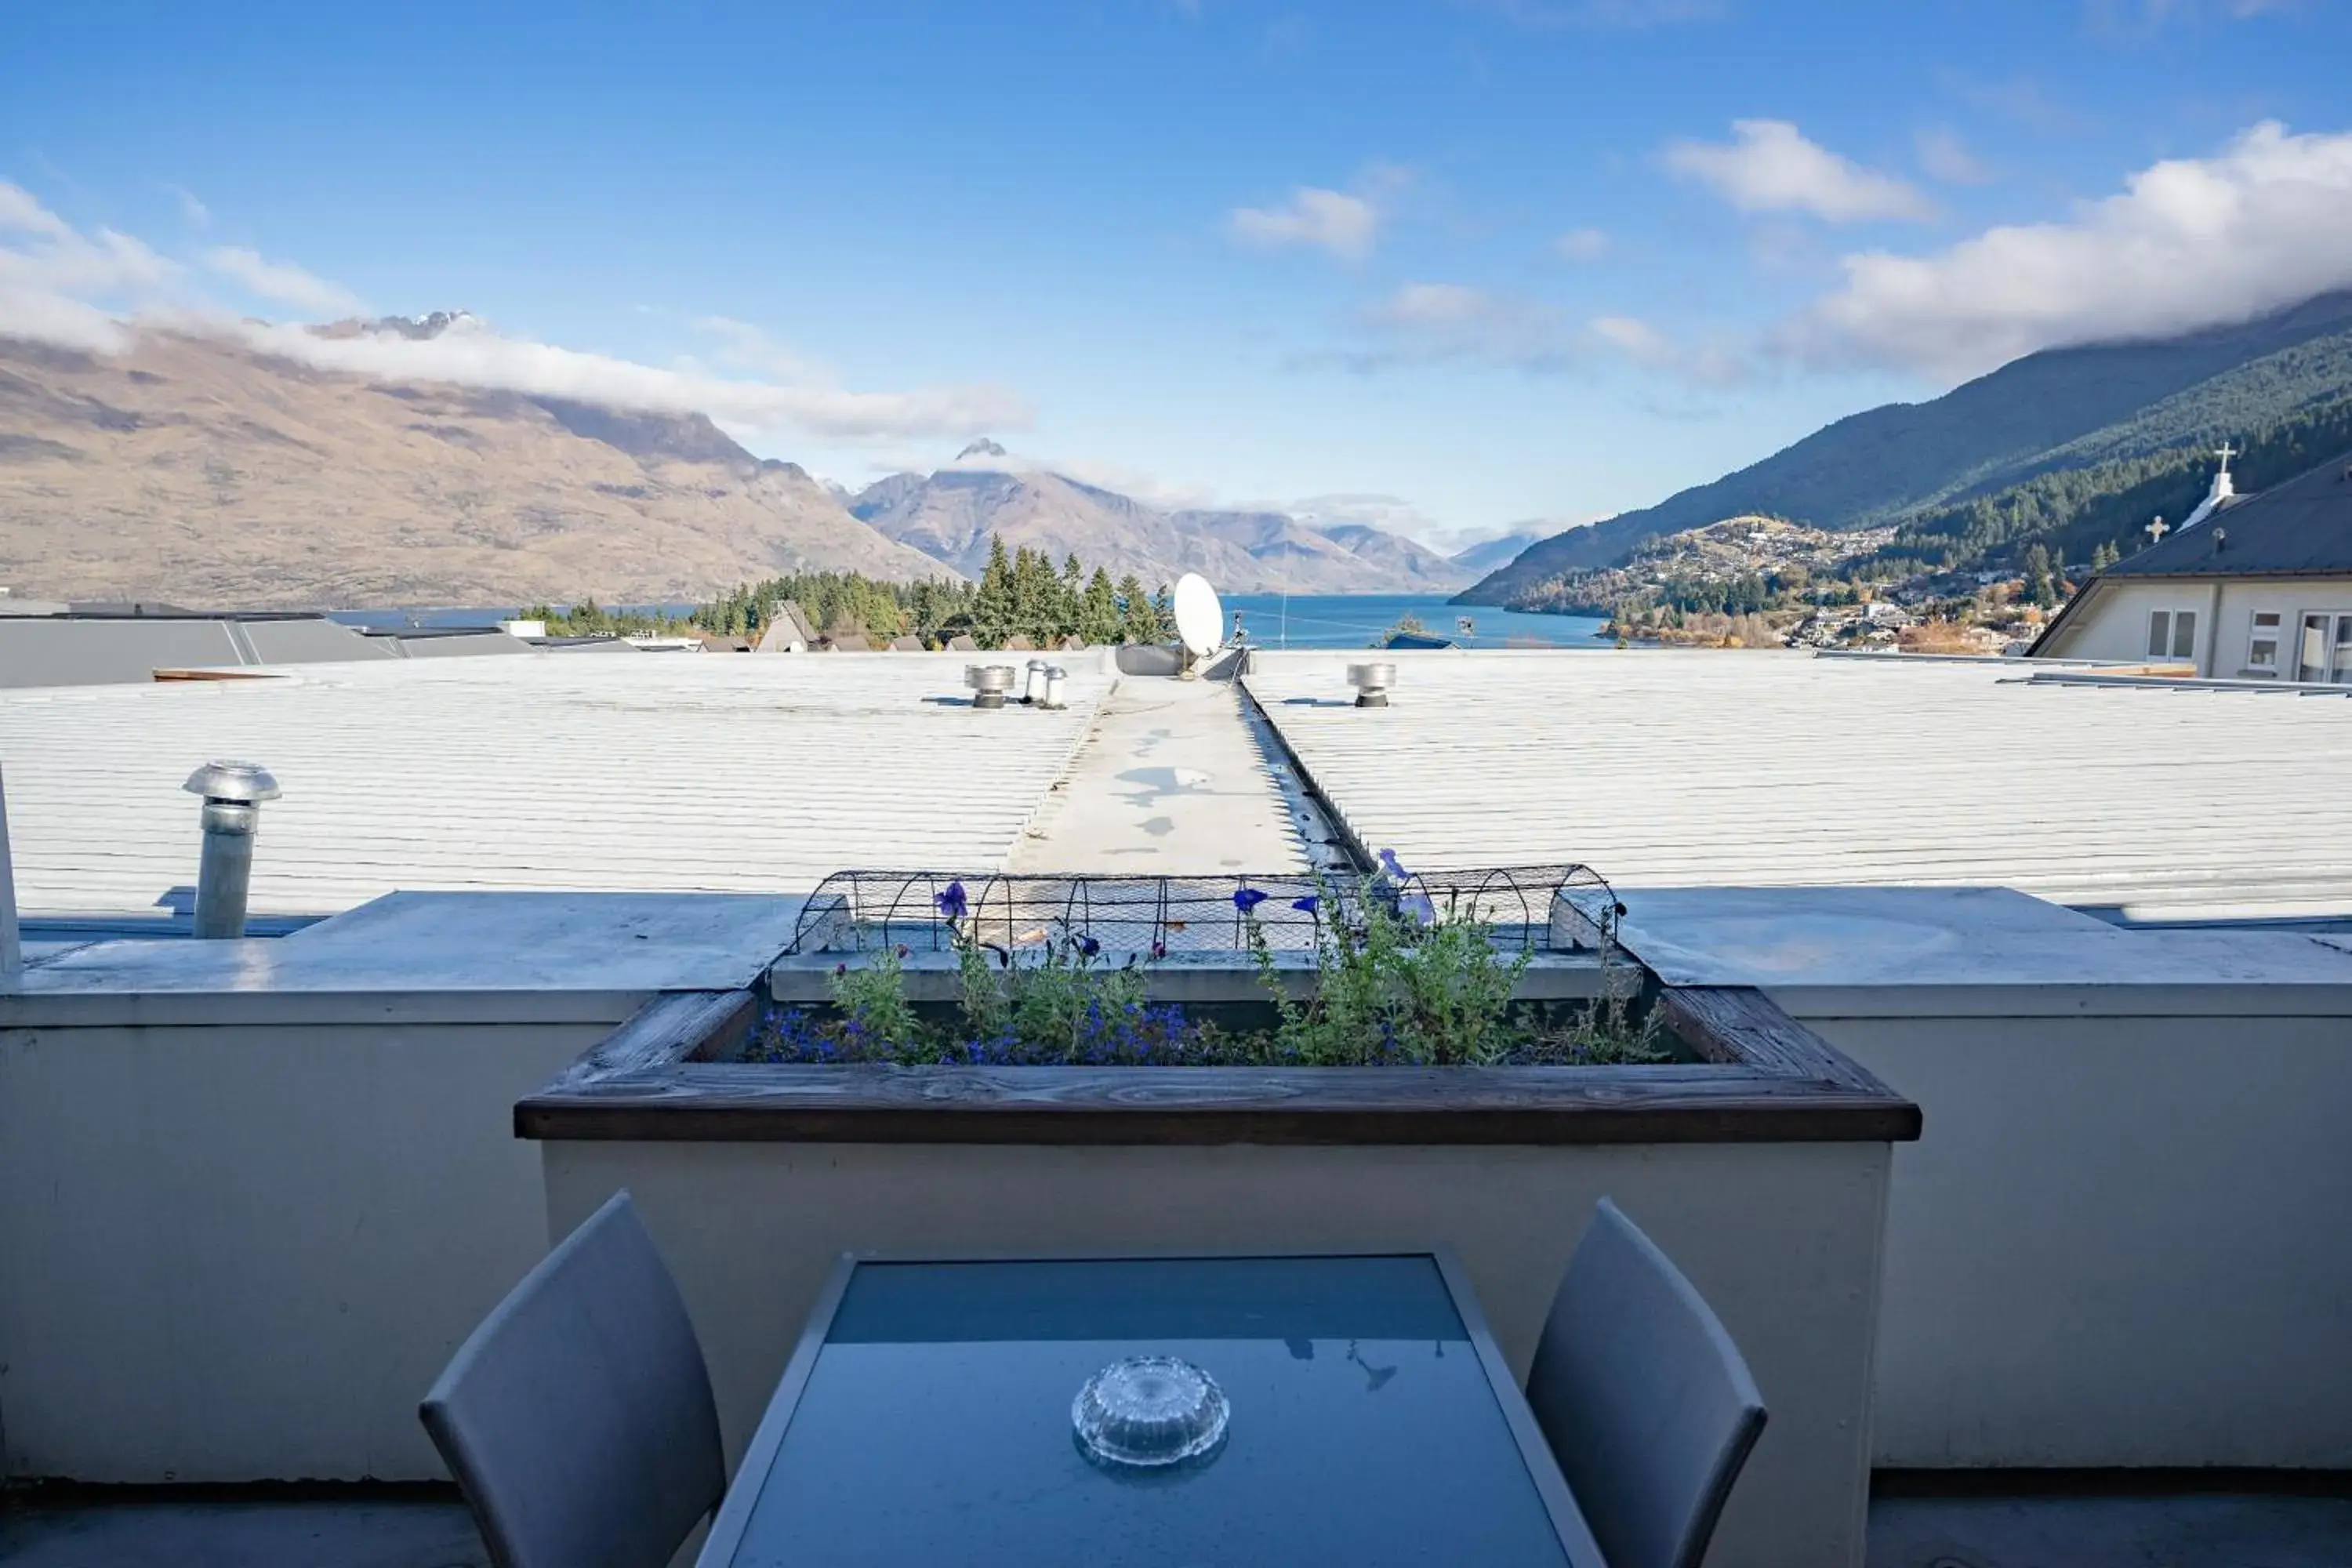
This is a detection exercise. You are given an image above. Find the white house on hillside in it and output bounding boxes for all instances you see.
[2031,446,2352,681]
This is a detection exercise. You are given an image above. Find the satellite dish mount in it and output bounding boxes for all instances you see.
[1171,574,1224,680]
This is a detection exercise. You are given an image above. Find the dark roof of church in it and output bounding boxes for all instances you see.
[2103,448,2352,579]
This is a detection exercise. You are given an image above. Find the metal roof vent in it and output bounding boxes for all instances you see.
[1042,666,1069,710]
[183,760,281,938]
[964,664,1017,710]
[1023,659,1050,704]
[1346,662,1396,708]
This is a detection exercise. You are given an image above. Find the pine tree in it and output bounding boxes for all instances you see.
[1080,568,1122,646]
[2024,543,2056,608]
[972,535,1016,646]
[1116,574,1152,644]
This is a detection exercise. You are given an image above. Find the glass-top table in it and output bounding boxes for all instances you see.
[697,1250,1602,1566]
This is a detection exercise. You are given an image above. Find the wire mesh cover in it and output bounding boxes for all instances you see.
[788,866,1620,956]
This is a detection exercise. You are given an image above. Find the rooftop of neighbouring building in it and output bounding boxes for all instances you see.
[1241,648,2352,927]
[0,652,1130,924]
[11,643,2352,933]
[0,610,546,688]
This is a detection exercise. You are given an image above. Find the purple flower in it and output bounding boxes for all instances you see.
[1290,895,1319,915]
[1377,848,1410,881]
[1077,935,1101,957]
[1400,892,1436,924]
[1149,938,1168,960]
[1232,887,1268,913]
[936,879,968,920]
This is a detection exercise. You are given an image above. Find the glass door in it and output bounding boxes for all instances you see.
[2294,612,2352,683]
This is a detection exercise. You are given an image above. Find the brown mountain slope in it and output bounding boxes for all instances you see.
[0,330,950,608]
[852,466,1468,592]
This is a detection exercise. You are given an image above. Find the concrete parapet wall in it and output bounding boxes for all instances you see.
[0,1014,622,1482]
[1813,1009,2352,1470]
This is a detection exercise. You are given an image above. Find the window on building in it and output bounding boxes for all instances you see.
[2246,611,2281,674]
[2294,612,2352,682]
[2148,608,2198,659]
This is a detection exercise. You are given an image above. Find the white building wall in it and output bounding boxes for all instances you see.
[2042,575,2352,678]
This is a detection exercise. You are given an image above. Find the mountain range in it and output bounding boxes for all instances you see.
[1463,291,2352,605]
[0,326,943,607]
[0,321,1466,608]
[1445,530,1544,576]
[848,464,1468,593]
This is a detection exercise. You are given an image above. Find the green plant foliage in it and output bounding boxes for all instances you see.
[652,533,1190,652]
[757,865,1668,1068]
[831,947,921,1053]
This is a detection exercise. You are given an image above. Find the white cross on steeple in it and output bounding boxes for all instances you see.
[2146,515,2169,544]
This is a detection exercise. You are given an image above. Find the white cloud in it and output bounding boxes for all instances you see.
[203,245,364,315]
[0,182,1031,444]
[1345,281,1576,370]
[1367,281,1499,328]
[1228,186,1380,260]
[1664,120,1937,223]
[1345,283,1741,383]
[242,314,1031,444]
[0,181,179,350]
[1588,313,1748,386]
[0,182,73,241]
[686,314,837,386]
[1916,127,1995,185]
[1589,314,1671,362]
[1553,226,1611,260]
[1792,121,2352,379]
[169,186,211,227]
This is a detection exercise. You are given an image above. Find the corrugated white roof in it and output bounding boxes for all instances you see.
[1244,650,2352,924]
[1,653,1109,918]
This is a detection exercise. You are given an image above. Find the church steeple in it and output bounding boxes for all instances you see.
[2176,441,2238,533]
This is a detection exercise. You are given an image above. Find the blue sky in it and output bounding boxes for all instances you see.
[5,0,2350,546]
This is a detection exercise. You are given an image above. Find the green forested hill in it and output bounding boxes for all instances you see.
[1867,390,2352,579]
[1463,291,2352,607]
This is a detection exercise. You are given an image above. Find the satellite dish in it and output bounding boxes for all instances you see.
[1172,573,1224,659]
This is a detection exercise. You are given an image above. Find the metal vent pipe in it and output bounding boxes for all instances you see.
[1346,662,1396,708]
[1042,666,1069,710]
[1023,659,1049,704]
[964,665,1017,710]
[183,760,281,938]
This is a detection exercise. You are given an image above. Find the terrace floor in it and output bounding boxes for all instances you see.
[6,1483,2350,1566]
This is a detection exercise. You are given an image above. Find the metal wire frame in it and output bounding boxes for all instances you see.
[787,864,1621,956]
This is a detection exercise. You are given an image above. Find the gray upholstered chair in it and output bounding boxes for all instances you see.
[421,1190,724,1568]
[1525,1198,1768,1568]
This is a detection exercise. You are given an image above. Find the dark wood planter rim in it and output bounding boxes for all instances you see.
[515,986,1921,1146]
